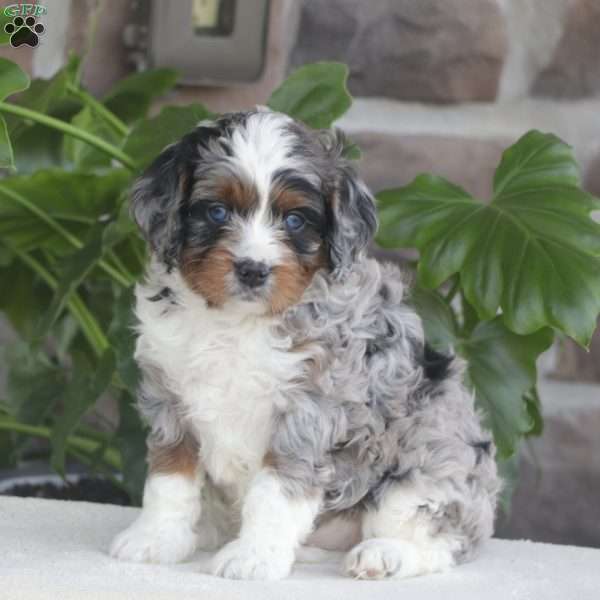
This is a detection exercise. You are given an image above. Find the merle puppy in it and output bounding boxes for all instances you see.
[110,108,500,580]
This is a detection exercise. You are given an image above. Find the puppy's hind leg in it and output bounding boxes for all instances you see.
[344,483,489,580]
[110,435,203,564]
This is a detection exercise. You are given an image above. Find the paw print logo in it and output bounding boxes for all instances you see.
[4,15,45,48]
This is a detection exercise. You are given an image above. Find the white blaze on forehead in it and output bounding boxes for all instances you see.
[228,111,299,216]
[226,111,300,266]
[231,218,282,265]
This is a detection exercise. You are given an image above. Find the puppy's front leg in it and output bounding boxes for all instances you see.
[110,435,202,564]
[212,469,320,580]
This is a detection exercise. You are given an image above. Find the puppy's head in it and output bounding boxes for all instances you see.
[131,109,377,314]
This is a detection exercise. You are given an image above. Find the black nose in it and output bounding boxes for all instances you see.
[234,259,271,288]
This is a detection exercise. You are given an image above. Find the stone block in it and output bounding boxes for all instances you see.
[497,381,600,547]
[353,132,509,199]
[290,0,507,103]
[532,0,600,99]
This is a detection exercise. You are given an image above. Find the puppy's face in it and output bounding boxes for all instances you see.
[131,110,377,315]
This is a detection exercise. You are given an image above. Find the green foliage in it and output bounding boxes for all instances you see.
[123,104,215,170]
[0,56,597,508]
[379,132,600,458]
[268,62,352,129]
[0,57,31,169]
[378,133,600,346]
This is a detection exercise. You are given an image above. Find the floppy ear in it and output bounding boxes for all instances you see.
[130,133,199,268]
[322,131,378,279]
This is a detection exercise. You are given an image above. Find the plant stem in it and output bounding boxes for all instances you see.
[107,250,135,282]
[67,83,129,137]
[0,101,136,170]
[0,418,122,471]
[0,184,134,287]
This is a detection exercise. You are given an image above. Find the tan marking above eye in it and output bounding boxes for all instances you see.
[271,186,311,213]
[188,176,260,215]
[214,177,259,212]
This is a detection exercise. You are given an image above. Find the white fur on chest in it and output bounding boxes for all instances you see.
[135,270,304,498]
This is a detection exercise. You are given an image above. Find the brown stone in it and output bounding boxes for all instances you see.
[497,388,600,546]
[290,0,507,103]
[532,0,600,99]
[552,321,600,384]
[353,132,510,199]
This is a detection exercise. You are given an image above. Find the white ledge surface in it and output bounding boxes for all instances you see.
[1,496,599,600]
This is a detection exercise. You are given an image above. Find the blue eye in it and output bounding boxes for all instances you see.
[284,212,305,232]
[208,204,230,224]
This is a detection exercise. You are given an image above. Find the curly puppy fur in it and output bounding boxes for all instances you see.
[110,108,500,580]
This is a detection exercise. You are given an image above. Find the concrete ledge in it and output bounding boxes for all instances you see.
[1,496,599,600]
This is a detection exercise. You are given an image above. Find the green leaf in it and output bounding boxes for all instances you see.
[116,391,147,505]
[50,350,115,476]
[37,220,128,338]
[524,387,543,437]
[268,62,352,129]
[4,57,81,172]
[63,105,122,169]
[0,58,30,101]
[108,286,140,394]
[377,131,600,346]
[103,69,179,123]
[0,258,53,336]
[0,117,15,170]
[0,169,131,254]
[4,342,65,425]
[0,58,31,170]
[458,318,553,458]
[410,286,458,351]
[122,103,215,170]
[0,430,16,468]
[410,285,551,458]
[6,55,79,126]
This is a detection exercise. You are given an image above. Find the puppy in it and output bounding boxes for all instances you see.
[110,108,500,580]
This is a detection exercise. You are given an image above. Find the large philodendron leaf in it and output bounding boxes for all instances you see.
[103,68,179,124]
[0,58,31,169]
[0,169,131,254]
[377,131,600,346]
[122,104,215,171]
[268,62,352,129]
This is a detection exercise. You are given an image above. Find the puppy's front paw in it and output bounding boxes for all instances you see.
[110,518,198,564]
[344,539,404,580]
[212,538,294,580]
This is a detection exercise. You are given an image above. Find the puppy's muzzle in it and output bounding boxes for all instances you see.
[234,259,271,288]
